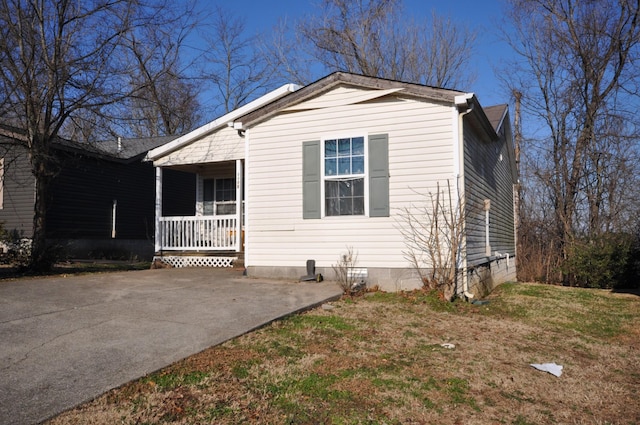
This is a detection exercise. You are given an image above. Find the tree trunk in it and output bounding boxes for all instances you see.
[30,173,51,271]
[28,143,56,272]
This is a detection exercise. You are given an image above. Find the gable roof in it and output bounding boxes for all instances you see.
[145,83,300,161]
[236,72,466,129]
[483,104,509,133]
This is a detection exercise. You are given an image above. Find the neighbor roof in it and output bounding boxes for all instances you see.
[92,135,179,160]
[0,124,179,162]
[483,104,509,133]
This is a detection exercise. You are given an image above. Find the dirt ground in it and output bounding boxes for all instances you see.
[47,282,640,425]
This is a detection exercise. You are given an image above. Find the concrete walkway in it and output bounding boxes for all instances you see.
[0,268,342,425]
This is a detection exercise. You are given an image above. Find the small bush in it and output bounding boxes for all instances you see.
[563,232,639,289]
[0,228,31,268]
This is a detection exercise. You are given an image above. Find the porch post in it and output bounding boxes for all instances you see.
[235,159,243,252]
[154,166,163,253]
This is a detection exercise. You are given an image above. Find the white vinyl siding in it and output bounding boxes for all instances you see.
[246,88,455,271]
[154,126,244,167]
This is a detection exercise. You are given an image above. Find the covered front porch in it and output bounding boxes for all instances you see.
[153,159,244,268]
[144,83,301,268]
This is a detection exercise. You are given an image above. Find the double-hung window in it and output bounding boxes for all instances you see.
[302,133,388,219]
[324,137,365,216]
[203,178,236,215]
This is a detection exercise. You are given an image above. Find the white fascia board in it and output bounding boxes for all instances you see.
[454,92,475,108]
[145,83,300,161]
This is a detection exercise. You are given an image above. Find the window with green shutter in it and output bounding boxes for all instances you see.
[302,134,389,218]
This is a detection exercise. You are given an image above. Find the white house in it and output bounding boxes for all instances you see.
[146,72,517,295]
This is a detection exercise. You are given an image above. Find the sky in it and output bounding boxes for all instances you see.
[200,0,514,110]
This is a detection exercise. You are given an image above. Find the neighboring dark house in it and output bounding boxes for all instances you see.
[0,125,195,260]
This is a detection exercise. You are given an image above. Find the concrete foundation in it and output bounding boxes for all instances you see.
[247,255,517,295]
[247,265,424,292]
[467,254,517,298]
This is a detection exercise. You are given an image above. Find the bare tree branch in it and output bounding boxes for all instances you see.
[501,0,640,284]
[287,0,476,88]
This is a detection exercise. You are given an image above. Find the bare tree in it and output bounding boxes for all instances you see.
[62,1,201,140]
[200,6,280,116]
[0,0,190,270]
[258,18,316,86]
[290,0,476,88]
[502,0,640,284]
[118,1,201,138]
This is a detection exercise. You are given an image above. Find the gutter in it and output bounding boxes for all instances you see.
[454,93,475,300]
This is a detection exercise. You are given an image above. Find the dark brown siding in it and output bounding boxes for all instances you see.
[47,152,156,240]
[0,141,35,237]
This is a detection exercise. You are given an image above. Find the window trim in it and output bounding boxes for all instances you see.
[302,133,388,220]
[321,133,369,217]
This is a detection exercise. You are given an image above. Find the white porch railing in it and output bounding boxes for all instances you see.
[157,215,239,251]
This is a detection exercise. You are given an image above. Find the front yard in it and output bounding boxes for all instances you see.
[48,282,639,425]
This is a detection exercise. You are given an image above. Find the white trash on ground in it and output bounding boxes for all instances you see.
[530,362,563,377]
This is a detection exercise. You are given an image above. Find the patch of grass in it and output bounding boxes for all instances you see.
[481,283,639,340]
[421,376,441,391]
[231,364,250,379]
[286,314,356,331]
[445,378,480,411]
[142,370,208,390]
[362,291,400,303]
[371,376,404,390]
[205,402,235,420]
[500,389,536,403]
[296,373,351,400]
[269,340,304,358]
[512,415,537,425]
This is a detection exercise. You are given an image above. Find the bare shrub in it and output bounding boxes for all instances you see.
[332,246,364,296]
[399,180,465,301]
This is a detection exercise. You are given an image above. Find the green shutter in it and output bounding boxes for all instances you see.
[302,140,321,219]
[369,133,389,217]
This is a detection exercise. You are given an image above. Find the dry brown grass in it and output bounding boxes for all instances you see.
[47,282,640,425]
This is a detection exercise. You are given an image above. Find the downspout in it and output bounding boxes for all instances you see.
[454,93,475,300]
[241,122,250,271]
[235,158,243,253]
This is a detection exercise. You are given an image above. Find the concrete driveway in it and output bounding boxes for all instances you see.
[0,268,342,425]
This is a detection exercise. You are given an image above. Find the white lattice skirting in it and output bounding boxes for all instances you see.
[154,256,237,268]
